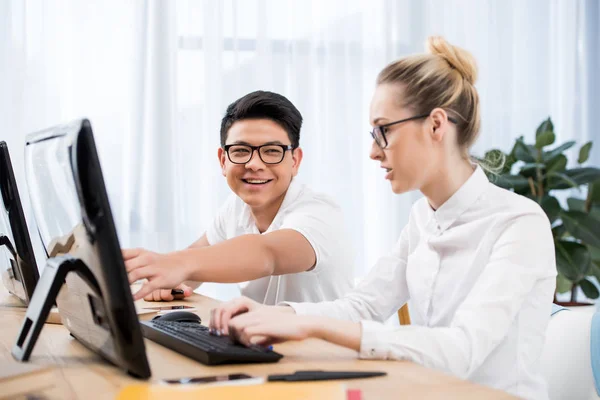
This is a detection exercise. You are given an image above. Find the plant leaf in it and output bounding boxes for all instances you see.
[567,198,586,212]
[552,224,567,239]
[566,168,600,185]
[580,278,600,299]
[588,182,600,205]
[536,131,556,149]
[546,154,567,174]
[513,139,537,163]
[590,246,600,263]
[589,262,600,281]
[546,171,579,190]
[536,118,554,138]
[519,163,545,178]
[541,196,562,223]
[555,240,591,282]
[567,198,600,220]
[490,174,531,191]
[542,141,576,162]
[578,142,593,164]
[556,274,572,293]
[547,168,600,190]
[560,211,600,248]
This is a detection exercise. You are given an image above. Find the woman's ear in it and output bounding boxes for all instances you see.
[429,108,450,142]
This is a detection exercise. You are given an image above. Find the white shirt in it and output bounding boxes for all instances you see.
[286,167,556,400]
[206,179,354,305]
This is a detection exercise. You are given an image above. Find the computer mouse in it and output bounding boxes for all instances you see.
[152,311,202,323]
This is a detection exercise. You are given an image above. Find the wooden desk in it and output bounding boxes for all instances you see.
[0,288,516,399]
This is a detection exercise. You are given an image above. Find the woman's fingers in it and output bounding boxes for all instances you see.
[209,297,255,334]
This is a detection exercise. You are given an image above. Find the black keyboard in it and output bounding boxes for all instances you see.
[140,320,283,365]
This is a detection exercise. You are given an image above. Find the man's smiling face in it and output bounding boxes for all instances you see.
[218,119,302,211]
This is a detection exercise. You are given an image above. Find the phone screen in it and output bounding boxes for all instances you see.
[163,373,254,384]
[143,305,195,311]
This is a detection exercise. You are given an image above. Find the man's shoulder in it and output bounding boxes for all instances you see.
[217,192,249,222]
[283,182,343,215]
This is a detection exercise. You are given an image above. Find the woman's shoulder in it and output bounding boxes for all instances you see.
[484,182,548,218]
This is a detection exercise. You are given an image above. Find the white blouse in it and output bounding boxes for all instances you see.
[287,166,556,400]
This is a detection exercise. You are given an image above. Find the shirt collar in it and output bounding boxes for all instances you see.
[237,178,303,232]
[429,165,489,232]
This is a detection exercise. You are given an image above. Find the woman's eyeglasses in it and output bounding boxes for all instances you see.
[370,114,458,149]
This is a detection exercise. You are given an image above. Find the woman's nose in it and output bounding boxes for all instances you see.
[369,140,383,160]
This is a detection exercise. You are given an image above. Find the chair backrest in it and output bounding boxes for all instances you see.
[398,304,410,325]
[540,309,599,400]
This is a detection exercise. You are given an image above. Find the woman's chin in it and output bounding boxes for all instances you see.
[390,179,410,195]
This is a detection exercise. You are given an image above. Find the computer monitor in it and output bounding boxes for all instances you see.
[12,119,151,379]
[0,141,40,304]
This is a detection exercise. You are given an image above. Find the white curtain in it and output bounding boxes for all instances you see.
[1,0,599,300]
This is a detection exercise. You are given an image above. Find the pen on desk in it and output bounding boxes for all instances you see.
[267,370,387,382]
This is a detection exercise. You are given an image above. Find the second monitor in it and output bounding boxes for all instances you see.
[0,141,40,305]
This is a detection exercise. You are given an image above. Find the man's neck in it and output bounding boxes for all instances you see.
[249,191,287,233]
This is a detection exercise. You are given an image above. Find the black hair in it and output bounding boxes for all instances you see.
[220,91,303,148]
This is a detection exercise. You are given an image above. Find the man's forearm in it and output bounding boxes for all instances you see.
[183,281,202,290]
[175,234,276,283]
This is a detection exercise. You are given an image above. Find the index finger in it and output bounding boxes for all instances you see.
[218,299,251,335]
[133,280,160,301]
[122,248,142,261]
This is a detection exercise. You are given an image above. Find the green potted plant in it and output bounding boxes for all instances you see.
[483,118,600,305]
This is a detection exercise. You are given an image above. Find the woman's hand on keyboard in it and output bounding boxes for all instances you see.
[209,296,296,336]
[227,310,315,347]
[209,297,264,336]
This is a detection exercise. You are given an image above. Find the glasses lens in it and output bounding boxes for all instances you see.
[371,127,385,148]
[228,145,252,163]
[259,145,285,164]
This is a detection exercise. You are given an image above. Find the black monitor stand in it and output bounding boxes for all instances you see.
[0,235,26,308]
[12,254,101,361]
[0,234,19,287]
[0,234,17,258]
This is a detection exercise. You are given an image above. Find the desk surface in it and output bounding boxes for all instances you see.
[0,288,516,399]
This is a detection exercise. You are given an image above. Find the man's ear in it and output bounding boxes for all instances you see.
[218,147,227,176]
[291,147,303,177]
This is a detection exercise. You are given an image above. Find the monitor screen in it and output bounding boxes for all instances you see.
[0,141,40,304]
[23,119,151,378]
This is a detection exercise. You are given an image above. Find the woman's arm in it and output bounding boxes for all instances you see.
[227,310,362,351]
[223,214,556,381]
[351,214,556,378]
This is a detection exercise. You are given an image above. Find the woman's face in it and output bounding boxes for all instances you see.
[369,83,441,194]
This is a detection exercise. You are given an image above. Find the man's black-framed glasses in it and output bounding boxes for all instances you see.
[370,113,458,149]
[223,144,295,165]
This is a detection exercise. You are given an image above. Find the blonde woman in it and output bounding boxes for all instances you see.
[209,37,556,399]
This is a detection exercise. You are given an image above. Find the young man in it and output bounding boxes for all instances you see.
[124,91,354,305]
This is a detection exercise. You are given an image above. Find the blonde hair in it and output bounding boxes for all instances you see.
[377,36,481,152]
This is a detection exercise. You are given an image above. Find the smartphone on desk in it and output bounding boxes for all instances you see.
[161,373,263,386]
[142,305,197,314]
